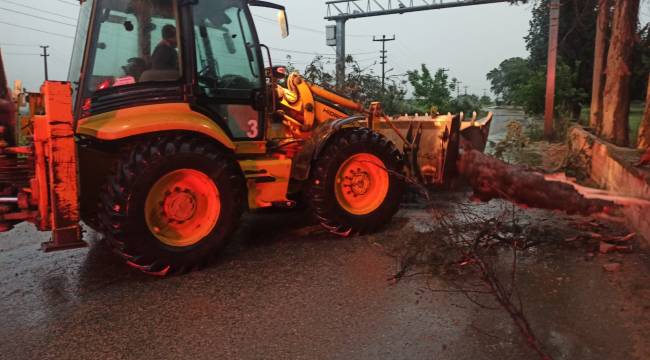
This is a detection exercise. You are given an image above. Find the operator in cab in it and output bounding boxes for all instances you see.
[139,24,180,82]
[151,24,179,71]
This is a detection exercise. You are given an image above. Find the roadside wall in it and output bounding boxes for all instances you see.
[568,127,650,245]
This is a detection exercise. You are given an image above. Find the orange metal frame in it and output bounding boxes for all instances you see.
[35,82,85,251]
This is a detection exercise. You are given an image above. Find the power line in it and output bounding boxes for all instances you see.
[0,6,77,27]
[394,42,420,65]
[347,50,378,56]
[2,52,40,56]
[348,56,379,62]
[0,20,74,39]
[0,43,41,48]
[0,0,78,21]
[269,47,378,62]
[326,48,378,56]
[269,46,336,57]
[253,14,372,38]
[55,0,79,6]
[279,54,337,61]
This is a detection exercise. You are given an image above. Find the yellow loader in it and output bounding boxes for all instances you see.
[0,0,491,275]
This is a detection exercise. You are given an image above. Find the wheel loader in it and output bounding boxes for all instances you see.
[0,0,491,275]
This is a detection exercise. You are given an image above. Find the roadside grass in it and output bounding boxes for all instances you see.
[629,103,644,145]
[579,102,645,146]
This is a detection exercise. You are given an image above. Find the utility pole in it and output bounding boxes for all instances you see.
[373,35,396,91]
[544,0,560,139]
[40,45,50,81]
[456,81,463,98]
[463,85,468,96]
[335,19,346,90]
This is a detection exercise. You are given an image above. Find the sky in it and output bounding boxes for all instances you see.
[0,0,648,96]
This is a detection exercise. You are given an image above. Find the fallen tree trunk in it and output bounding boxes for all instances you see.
[457,150,617,216]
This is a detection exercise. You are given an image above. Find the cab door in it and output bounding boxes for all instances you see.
[190,0,265,141]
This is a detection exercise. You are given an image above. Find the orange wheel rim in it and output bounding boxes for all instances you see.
[334,153,389,215]
[145,169,220,247]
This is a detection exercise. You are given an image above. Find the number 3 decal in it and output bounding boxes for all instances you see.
[247,120,259,139]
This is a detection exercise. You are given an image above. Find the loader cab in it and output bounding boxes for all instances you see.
[70,0,288,141]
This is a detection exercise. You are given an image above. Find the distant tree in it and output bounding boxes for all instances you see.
[288,55,415,116]
[345,59,415,115]
[301,56,336,89]
[525,0,598,119]
[487,57,586,115]
[480,95,493,107]
[449,94,482,115]
[407,65,453,111]
[631,24,650,102]
[487,57,531,106]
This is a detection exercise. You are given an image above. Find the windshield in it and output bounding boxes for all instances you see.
[193,0,262,90]
[80,0,181,103]
[68,0,94,102]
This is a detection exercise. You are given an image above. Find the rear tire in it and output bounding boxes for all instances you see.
[98,135,245,275]
[308,127,404,236]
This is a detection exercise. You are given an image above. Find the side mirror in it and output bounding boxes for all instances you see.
[278,10,289,38]
[249,1,289,38]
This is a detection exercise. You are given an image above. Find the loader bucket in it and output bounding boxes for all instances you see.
[374,112,492,186]
[374,114,461,186]
[460,112,493,152]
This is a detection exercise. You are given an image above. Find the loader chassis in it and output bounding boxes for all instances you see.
[0,0,491,274]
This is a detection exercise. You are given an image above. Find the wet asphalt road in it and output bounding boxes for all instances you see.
[2,201,650,360]
[2,108,650,359]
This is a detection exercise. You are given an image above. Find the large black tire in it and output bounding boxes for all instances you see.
[308,127,404,236]
[98,135,245,275]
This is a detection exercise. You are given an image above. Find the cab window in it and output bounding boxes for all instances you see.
[193,0,263,140]
[193,1,262,92]
[84,0,181,97]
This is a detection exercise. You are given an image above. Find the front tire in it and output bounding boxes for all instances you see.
[98,135,245,275]
[308,127,404,236]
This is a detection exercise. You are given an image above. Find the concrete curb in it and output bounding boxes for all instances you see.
[568,126,650,244]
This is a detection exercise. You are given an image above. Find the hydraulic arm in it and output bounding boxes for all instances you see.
[274,72,493,185]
